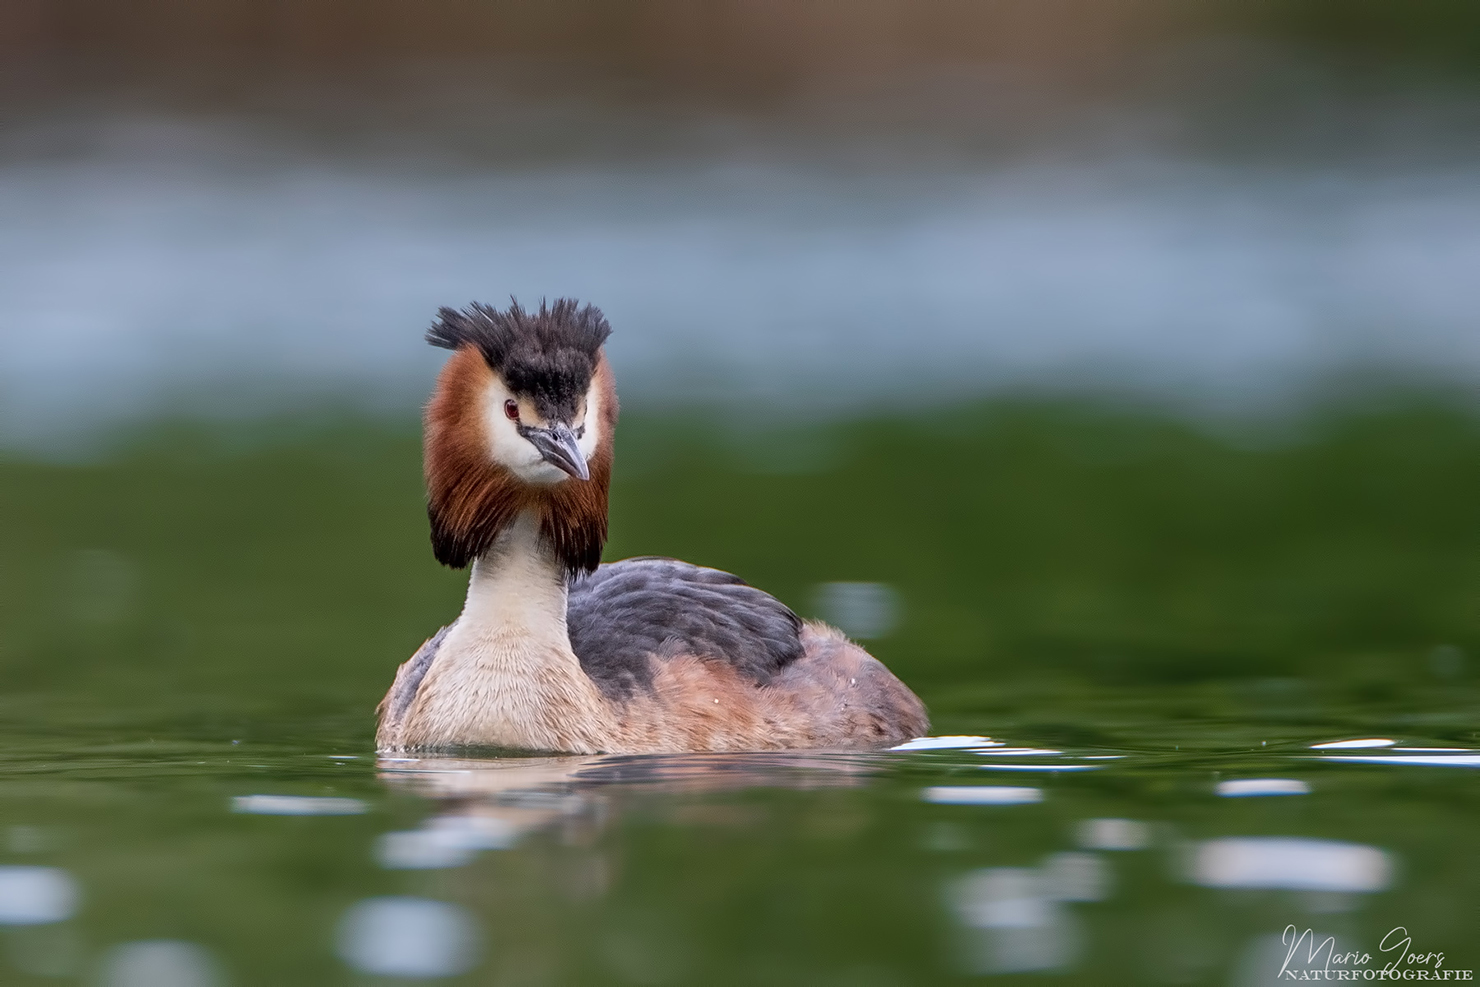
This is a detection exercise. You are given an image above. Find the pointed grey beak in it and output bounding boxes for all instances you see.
[524,424,589,481]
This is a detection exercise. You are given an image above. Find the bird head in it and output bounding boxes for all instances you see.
[422,299,618,573]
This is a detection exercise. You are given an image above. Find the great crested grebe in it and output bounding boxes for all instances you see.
[376,299,928,753]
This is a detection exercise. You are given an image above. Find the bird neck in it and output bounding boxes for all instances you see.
[462,509,570,646]
[398,506,614,752]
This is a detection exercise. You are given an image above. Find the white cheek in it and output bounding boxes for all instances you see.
[482,382,563,483]
[577,379,603,462]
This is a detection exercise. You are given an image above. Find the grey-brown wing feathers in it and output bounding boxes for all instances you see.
[567,557,804,700]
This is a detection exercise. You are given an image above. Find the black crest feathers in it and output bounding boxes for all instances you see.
[428,298,611,421]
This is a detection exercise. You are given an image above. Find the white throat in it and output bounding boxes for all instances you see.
[461,510,569,643]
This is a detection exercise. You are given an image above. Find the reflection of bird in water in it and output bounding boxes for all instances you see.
[374,751,888,869]
[376,299,928,753]
[380,751,889,800]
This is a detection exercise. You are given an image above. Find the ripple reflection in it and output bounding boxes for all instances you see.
[1188,838,1392,893]
[0,867,79,926]
[97,941,224,987]
[336,897,482,979]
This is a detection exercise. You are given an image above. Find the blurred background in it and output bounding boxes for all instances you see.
[3,0,1477,720]
[2,2,1480,442]
[2,4,1480,984]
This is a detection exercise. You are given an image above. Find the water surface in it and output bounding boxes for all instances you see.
[2,715,1477,985]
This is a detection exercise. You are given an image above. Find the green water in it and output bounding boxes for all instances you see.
[1,401,1478,984]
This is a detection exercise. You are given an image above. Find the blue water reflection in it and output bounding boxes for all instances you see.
[231,794,367,816]
[376,814,522,870]
[97,941,224,987]
[0,867,78,926]
[1216,778,1312,797]
[336,898,481,979]
[1188,838,1392,893]
[1075,818,1151,851]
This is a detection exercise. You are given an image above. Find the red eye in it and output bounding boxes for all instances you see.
[503,399,519,421]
